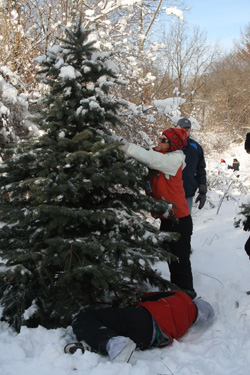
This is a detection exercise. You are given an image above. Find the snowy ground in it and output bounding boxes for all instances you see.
[1,143,250,375]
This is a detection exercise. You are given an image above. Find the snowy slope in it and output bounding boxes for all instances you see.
[1,143,250,375]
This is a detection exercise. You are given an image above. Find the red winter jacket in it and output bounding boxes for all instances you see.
[125,143,190,219]
[149,164,190,219]
[138,290,197,344]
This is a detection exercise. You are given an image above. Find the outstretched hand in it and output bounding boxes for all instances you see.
[105,133,130,152]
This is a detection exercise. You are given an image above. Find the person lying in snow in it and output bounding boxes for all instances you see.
[64,290,214,363]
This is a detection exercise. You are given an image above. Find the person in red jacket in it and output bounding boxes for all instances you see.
[64,290,214,363]
[113,128,195,297]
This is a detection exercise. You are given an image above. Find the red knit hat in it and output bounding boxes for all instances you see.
[162,128,187,151]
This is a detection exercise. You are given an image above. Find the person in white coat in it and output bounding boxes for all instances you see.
[113,128,195,298]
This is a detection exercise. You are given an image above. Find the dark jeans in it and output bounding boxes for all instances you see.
[72,306,153,355]
[160,215,194,293]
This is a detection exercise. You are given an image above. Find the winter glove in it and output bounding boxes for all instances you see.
[243,216,250,231]
[195,184,207,209]
[106,133,130,153]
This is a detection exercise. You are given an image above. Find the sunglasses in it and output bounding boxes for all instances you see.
[158,137,170,143]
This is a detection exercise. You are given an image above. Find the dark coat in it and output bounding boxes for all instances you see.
[245,132,250,153]
[182,137,206,198]
[245,236,250,256]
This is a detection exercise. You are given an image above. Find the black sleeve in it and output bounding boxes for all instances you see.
[196,144,207,186]
[245,236,250,256]
[243,216,250,231]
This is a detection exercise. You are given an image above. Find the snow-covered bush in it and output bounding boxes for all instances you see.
[0,66,39,148]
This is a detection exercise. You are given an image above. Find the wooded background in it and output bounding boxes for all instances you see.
[1,0,250,154]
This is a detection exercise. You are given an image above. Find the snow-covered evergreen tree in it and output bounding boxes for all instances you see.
[0,22,176,332]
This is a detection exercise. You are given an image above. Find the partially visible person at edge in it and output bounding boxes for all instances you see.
[64,290,214,363]
[176,118,207,214]
[243,132,250,258]
[245,132,250,154]
[111,128,196,298]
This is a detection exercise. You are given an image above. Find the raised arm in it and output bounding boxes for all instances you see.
[125,143,186,178]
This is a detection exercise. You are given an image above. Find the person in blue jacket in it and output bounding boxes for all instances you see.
[177,118,207,213]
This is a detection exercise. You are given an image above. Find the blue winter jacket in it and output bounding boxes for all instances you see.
[182,137,206,198]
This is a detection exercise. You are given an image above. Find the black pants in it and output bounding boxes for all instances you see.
[72,306,153,355]
[160,215,194,293]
